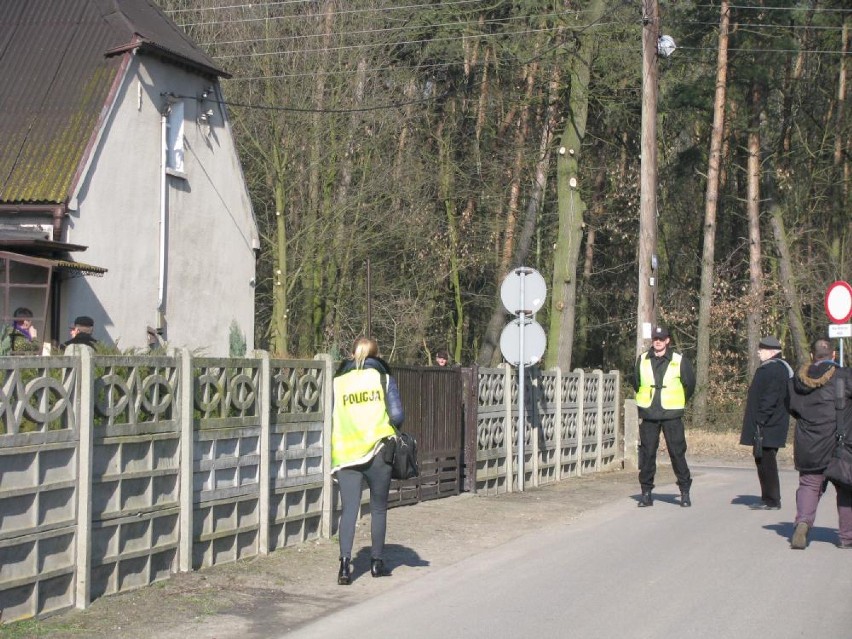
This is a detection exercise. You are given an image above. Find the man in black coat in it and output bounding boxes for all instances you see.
[739,336,793,510]
[787,338,852,550]
[62,315,99,351]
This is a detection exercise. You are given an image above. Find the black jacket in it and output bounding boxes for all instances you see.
[788,361,852,472]
[739,354,793,448]
[62,333,98,350]
[632,348,696,421]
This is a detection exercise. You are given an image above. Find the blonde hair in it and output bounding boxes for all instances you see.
[352,337,379,369]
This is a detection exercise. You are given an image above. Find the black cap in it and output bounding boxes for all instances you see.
[758,336,782,350]
[73,315,94,328]
[652,326,670,339]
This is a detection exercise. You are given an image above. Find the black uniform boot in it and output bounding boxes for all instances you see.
[638,491,653,507]
[338,557,352,585]
[680,492,691,507]
[370,558,391,578]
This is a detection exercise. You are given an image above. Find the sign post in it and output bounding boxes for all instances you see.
[499,267,547,492]
[825,280,852,367]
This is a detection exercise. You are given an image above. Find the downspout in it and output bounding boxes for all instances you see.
[159,105,169,331]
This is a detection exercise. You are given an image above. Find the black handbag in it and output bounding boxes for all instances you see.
[752,423,764,460]
[824,377,852,490]
[389,431,419,480]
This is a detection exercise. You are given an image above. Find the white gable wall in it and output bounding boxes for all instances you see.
[64,55,258,355]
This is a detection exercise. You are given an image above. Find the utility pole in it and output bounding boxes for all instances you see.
[636,0,660,356]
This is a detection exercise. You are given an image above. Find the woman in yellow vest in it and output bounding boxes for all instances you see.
[332,337,405,585]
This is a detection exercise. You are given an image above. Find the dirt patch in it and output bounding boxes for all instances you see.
[1,431,759,638]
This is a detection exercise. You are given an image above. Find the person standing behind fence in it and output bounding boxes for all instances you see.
[787,338,852,550]
[634,325,696,508]
[62,315,98,350]
[332,337,405,584]
[8,307,40,354]
[739,336,793,510]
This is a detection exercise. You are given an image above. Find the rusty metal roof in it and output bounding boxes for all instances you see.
[0,0,226,205]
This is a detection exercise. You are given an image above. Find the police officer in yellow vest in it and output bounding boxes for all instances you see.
[634,325,696,508]
[332,337,405,585]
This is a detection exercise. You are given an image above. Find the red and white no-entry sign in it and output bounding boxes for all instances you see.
[825,280,852,324]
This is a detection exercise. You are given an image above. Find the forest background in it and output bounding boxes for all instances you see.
[160,0,851,430]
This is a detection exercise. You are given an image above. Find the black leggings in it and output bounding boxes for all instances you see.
[336,453,392,560]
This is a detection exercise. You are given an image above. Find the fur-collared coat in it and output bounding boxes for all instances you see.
[788,360,852,472]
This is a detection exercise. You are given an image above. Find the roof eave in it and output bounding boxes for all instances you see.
[104,40,230,79]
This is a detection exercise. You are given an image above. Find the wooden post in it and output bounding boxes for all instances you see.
[637,0,660,355]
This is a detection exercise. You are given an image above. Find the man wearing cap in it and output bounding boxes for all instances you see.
[62,316,98,350]
[633,325,696,507]
[739,336,793,510]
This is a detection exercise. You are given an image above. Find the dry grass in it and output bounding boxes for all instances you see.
[676,428,794,466]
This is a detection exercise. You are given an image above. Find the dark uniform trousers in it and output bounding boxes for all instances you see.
[638,417,692,492]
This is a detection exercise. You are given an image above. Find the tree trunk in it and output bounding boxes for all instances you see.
[746,81,764,376]
[694,0,730,428]
[768,203,808,363]
[546,1,603,370]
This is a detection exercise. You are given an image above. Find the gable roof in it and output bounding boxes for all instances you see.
[0,0,226,205]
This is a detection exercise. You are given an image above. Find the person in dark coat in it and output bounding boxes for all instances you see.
[62,315,99,350]
[739,336,793,510]
[787,337,852,550]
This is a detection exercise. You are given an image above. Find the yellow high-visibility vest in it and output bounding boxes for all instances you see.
[331,368,396,471]
[635,352,686,409]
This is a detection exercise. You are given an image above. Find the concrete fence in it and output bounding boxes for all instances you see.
[474,366,626,495]
[0,351,626,623]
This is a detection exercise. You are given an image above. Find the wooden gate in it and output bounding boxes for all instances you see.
[390,365,466,506]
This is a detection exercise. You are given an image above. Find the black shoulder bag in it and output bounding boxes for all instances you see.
[378,371,419,481]
[824,376,852,491]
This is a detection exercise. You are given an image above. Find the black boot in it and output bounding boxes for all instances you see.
[637,491,653,507]
[680,492,691,508]
[370,558,391,578]
[338,557,352,585]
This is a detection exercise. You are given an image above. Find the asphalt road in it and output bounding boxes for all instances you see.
[285,465,852,639]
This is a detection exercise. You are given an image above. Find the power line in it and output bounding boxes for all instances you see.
[175,0,488,28]
[211,24,583,60]
[199,10,597,48]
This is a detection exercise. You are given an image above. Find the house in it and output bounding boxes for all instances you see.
[0,0,259,355]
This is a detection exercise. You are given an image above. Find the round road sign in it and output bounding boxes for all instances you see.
[499,318,547,366]
[825,281,852,324]
[500,267,547,315]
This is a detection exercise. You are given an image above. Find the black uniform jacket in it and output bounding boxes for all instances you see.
[739,354,793,448]
[632,348,696,421]
[788,361,852,472]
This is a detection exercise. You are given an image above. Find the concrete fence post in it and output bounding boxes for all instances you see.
[623,398,639,470]
[317,354,334,539]
[178,348,194,572]
[574,368,585,477]
[257,350,271,554]
[555,366,563,481]
[74,346,93,610]
[594,369,604,472]
[611,370,622,467]
[503,363,514,493]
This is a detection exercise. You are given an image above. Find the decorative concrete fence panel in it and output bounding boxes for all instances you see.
[475,366,511,496]
[475,366,622,494]
[267,358,327,551]
[0,356,79,621]
[191,358,262,570]
[89,355,181,599]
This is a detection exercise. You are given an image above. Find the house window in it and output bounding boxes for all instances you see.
[166,101,185,173]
